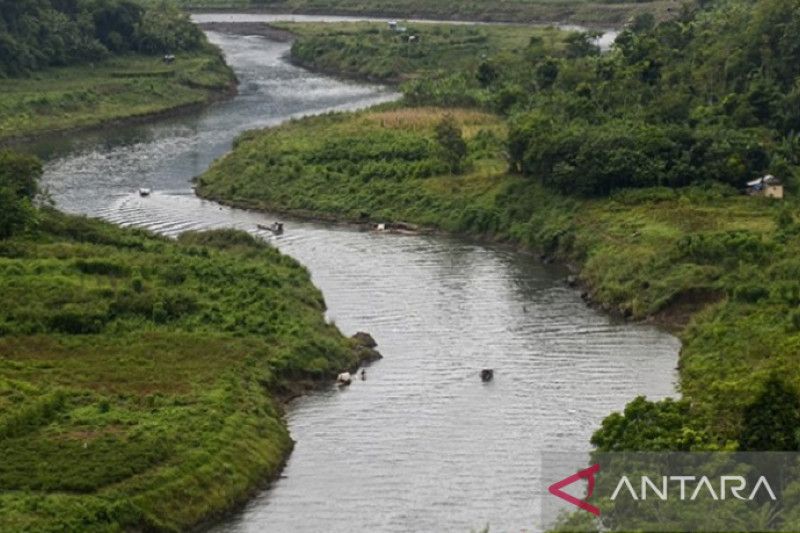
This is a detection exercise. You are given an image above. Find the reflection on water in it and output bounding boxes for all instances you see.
[37,26,675,533]
[30,32,396,213]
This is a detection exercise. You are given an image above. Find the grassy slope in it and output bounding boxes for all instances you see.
[0,209,371,531]
[171,0,680,27]
[0,51,235,144]
[277,21,568,83]
[196,105,800,443]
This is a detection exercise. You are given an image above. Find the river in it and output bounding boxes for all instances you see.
[31,25,677,533]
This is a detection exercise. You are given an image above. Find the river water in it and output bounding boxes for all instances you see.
[32,26,677,533]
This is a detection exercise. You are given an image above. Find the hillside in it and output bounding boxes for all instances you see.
[0,0,235,143]
[0,151,375,531]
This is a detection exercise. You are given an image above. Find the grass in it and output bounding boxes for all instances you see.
[0,210,371,531]
[277,21,570,83]
[0,51,235,144]
[163,0,683,27]
[195,104,800,446]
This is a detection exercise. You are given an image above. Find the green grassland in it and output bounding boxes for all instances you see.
[0,209,372,531]
[277,21,570,83]
[0,51,235,144]
[170,0,681,27]
[195,103,800,449]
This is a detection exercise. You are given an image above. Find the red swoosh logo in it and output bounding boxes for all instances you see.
[548,463,601,516]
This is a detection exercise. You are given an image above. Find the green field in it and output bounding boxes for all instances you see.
[172,0,681,27]
[0,52,235,144]
[0,207,375,531]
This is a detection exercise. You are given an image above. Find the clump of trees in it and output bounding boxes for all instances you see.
[403,0,800,197]
[0,0,208,76]
[739,376,800,451]
[0,151,42,238]
[504,0,800,196]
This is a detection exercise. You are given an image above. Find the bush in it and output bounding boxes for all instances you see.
[48,303,108,334]
[739,376,800,451]
[0,151,42,239]
[677,231,771,265]
[74,259,130,277]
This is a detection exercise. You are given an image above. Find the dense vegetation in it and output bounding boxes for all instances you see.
[145,0,679,27]
[0,0,207,76]
[0,150,373,530]
[0,52,235,142]
[0,0,235,142]
[197,0,800,457]
[280,21,574,85]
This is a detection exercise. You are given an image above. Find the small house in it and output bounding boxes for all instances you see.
[388,20,397,30]
[163,54,176,64]
[746,175,784,199]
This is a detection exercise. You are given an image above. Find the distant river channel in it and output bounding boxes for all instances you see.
[29,17,675,532]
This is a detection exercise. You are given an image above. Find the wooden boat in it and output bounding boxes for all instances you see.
[138,188,151,197]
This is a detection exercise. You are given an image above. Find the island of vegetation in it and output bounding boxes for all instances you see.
[0,0,236,144]
[196,0,800,462]
[0,150,379,530]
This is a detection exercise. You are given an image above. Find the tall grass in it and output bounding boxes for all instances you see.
[0,210,365,530]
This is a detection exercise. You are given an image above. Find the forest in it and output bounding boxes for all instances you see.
[0,0,208,76]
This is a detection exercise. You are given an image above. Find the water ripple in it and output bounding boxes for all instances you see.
[35,31,679,533]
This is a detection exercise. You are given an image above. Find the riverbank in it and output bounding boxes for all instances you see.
[0,207,379,531]
[0,50,236,146]
[194,102,800,448]
[181,0,680,27]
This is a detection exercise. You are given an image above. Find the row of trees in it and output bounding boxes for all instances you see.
[0,0,208,76]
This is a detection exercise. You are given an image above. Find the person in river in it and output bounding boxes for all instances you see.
[361,369,366,380]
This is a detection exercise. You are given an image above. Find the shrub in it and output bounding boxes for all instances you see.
[48,303,108,334]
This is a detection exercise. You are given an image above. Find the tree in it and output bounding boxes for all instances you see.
[476,61,498,87]
[435,115,468,174]
[0,151,42,239]
[630,13,656,34]
[535,58,559,90]
[739,376,800,451]
[564,32,600,59]
[591,396,711,451]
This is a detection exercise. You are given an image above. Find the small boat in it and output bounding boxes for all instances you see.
[373,221,418,235]
[480,369,494,382]
[139,188,151,197]
[337,372,352,386]
[257,222,284,235]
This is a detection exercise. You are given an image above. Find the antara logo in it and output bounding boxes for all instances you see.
[548,464,778,517]
[610,475,777,501]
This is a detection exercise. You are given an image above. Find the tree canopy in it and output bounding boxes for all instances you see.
[0,0,208,76]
